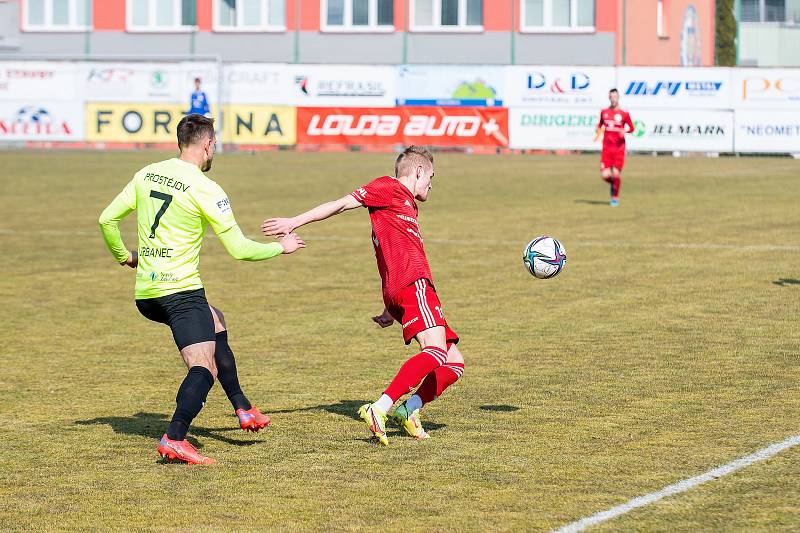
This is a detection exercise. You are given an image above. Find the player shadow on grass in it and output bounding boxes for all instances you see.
[574,199,611,206]
[75,411,260,448]
[773,278,800,286]
[270,399,447,435]
[479,404,520,412]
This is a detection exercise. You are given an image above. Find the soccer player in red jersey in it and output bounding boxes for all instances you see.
[262,146,464,445]
[597,88,634,206]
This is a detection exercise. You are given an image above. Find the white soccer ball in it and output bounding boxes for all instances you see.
[522,236,567,279]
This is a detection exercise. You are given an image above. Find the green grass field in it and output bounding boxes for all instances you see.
[1,150,798,531]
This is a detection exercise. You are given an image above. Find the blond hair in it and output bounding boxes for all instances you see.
[395,145,433,177]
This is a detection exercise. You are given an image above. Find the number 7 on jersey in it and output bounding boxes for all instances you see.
[149,190,173,238]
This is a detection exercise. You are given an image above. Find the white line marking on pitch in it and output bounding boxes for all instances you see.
[552,434,800,533]
[2,228,800,252]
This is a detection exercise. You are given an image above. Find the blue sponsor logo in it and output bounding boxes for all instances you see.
[526,72,591,93]
[625,81,722,96]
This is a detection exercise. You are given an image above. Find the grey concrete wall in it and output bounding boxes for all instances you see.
[194,32,294,62]
[514,32,615,65]
[298,33,403,64]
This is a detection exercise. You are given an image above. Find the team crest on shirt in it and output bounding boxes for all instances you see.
[216,197,232,215]
[615,113,622,122]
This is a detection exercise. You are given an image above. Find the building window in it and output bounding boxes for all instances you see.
[127,0,196,32]
[322,0,394,32]
[741,0,786,22]
[214,0,285,31]
[24,0,92,31]
[520,0,594,32]
[656,0,668,37]
[411,0,483,31]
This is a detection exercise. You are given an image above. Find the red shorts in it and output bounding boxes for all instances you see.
[601,148,626,171]
[386,279,459,346]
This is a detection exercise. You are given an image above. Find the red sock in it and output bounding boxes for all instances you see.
[416,362,465,405]
[611,176,621,198]
[384,347,447,402]
[602,175,613,184]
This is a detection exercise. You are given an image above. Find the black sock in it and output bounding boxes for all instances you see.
[167,366,214,441]
[214,331,252,411]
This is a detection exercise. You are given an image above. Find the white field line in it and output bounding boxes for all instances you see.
[552,434,800,533]
[2,228,800,252]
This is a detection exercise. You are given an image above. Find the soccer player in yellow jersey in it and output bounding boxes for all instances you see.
[99,114,305,464]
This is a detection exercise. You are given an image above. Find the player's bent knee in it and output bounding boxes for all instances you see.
[446,343,465,365]
[180,341,218,379]
[209,305,226,333]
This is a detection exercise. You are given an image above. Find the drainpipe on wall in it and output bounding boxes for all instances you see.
[294,0,300,63]
[621,0,627,65]
[510,0,516,65]
[83,0,91,56]
[402,0,409,64]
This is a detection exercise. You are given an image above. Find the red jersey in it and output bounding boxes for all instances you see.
[598,107,634,151]
[351,176,433,302]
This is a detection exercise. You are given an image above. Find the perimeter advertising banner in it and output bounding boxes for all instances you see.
[86,103,219,143]
[617,67,732,109]
[0,62,80,101]
[626,110,734,152]
[222,63,294,105]
[297,107,509,147]
[396,65,505,107]
[288,65,395,107]
[0,101,84,141]
[222,105,296,145]
[734,110,800,153]
[505,66,616,108]
[730,68,800,110]
[82,62,219,104]
[509,107,599,150]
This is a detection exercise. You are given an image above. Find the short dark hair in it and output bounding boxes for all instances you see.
[194,77,201,83]
[177,114,214,149]
[395,145,434,177]
[609,88,619,94]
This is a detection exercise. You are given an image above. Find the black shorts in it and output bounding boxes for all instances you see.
[135,288,216,350]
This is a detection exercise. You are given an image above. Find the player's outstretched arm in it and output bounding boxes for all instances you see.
[262,194,361,237]
[217,224,305,260]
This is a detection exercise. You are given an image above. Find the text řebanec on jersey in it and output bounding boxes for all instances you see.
[117,158,236,299]
[351,176,433,302]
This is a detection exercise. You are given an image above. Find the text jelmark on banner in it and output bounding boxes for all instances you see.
[626,110,734,152]
[297,107,509,147]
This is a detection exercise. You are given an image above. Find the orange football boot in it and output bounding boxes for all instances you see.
[157,434,216,465]
[236,407,271,432]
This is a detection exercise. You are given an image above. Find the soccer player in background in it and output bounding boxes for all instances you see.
[188,77,210,117]
[262,146,465,446]
[99,114,305,464]
[596,88,634,206]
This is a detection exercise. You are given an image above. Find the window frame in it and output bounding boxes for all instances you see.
[409,0,484,33]
[125,0,195,33]
[22,0,92,32]
[519,0,596,34]
[320,0,395,33]
[212,0,287,32]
